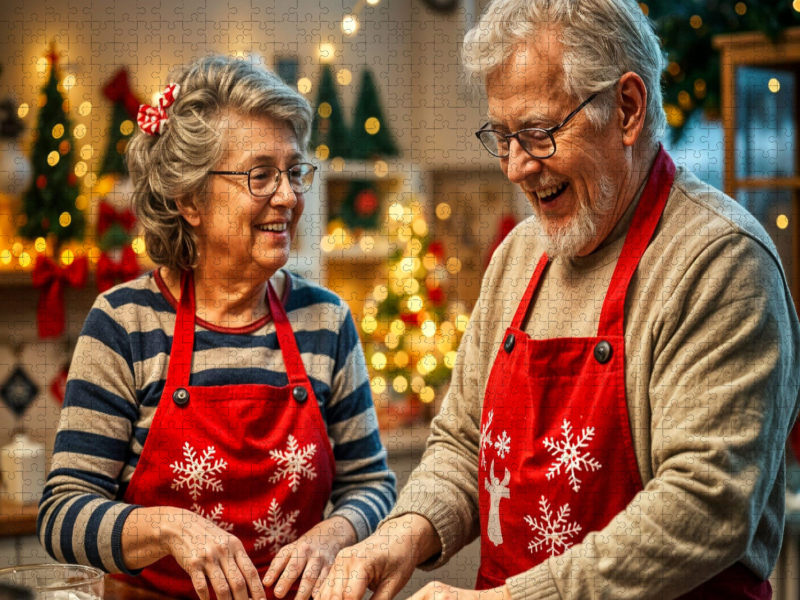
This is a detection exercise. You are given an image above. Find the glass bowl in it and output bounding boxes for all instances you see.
[0,565,104,600]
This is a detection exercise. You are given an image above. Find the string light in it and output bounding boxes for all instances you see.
[78,101,92,115]
[342,14,359,35]
[365,117,380,134]
[419,387,435,404]
[132,236,146,255]
[336,69,352,85]
[436,202,451,220]
[769,78,780,93]
[120,120,134,135]
[74,124,87,139]
[60,248,74,266]
[18,103,29,118]
[47,151,60,166]
[52,124,64,139]
[316,144,330,160]
[297,77,313,94]
[777,215,789,229]
[19,252,31,268]
[59,212,72,227]
[319,43,335,63]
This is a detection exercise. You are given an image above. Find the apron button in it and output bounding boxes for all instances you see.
[594,341,612,364]
[173,387,190,406]
[292,386,308,403]
[504,334,515,353]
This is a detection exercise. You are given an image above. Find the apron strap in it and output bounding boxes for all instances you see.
[597,145,676,337]
[165,270,197,388]
[510,252,550,330]
[266,279,309,388]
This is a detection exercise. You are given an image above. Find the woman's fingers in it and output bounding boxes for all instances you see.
[264,545,293,587]
[234,548,267,600]
[188,563,211,600]
[274,545,310,598]
[294,557,323,600]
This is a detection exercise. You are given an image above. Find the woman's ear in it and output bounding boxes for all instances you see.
[176,197,201,227]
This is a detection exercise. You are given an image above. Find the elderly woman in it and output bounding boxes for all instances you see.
[38,56,396,600]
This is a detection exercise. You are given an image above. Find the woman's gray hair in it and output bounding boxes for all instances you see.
[462,0,667,144]
[127,55,313,272]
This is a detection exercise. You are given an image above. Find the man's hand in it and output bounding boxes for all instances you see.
[263,516,357,600]
[316,513,442,600]
[408,583,512,600]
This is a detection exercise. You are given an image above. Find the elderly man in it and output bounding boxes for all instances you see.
[310,0,800,599]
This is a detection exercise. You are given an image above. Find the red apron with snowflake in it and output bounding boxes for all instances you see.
[113,271,335,600]
[475,147,770,599]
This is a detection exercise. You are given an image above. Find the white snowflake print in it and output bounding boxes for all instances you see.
[524,496,582,557]
[480,410,494,468]
[253,498,300,553]
[170,442,227,501]
[269,435,317,492]
[494,430,511,459]
[191,503,234,532]
[543,419,602,493]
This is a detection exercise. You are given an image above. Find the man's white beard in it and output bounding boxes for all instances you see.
[536,174,616,259]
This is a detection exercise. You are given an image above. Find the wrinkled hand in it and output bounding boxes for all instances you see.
[408,583,511,600]
[317,513,442,600]
[263,516,357,600]
[164,508,265,600]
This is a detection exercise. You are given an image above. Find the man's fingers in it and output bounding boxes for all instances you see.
[275,549,309,598]
[236,549,266,600]
[264,546,293,587]
[294,558,323,600]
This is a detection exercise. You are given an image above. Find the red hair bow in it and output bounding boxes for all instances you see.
[137,83,180,136]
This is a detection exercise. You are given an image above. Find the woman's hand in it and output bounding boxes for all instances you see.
[262,516,358,600]
[122,506,266,600]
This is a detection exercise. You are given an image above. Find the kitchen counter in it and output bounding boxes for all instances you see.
[0,500,37,537]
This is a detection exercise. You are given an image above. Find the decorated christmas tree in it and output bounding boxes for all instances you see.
[349,68,399,160]
[311,64,350,160]
[19,42,84,245]
[98,68,140,177]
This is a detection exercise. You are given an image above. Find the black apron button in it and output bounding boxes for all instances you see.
[173,387,190,406]
[594,341,612,364]
[504,334,515,353]
[292,386,308,403]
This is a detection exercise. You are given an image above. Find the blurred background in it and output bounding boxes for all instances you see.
[1,0,800,597]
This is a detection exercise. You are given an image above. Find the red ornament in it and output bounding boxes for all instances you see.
[355,189,379,217]
[428,241,445,259]
[49,364,69,404]
[36,175,47,189]
[68,173,77,186]
[428,286,445,306]
[400,312,419,327]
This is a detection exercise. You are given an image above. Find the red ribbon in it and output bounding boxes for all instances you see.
[32,255,89,339]
[137,83,180,136]
[102,67,141,121]
[98,201,136,236]
[97,246,140,293]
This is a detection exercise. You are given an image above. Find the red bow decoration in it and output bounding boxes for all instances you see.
[98,200,136,236]
[97,246,140,293]
[137,83,180,136]
[102,67,141,121]
[49,364,69,405]
[32,255,89,338]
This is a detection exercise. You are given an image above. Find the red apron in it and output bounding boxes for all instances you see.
[114,271,335,600]
[475,147,770,599]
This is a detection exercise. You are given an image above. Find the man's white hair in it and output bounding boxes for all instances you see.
[462,0,668,143]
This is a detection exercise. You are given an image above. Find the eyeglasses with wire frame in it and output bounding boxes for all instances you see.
[475,91,602,159]
[209,163,317,196]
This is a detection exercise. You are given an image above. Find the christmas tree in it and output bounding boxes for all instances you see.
[349,68,399,160]
[311,64,350,160]
[19,42,84,245]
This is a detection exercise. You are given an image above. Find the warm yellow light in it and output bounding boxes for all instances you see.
[446,257,461,274]
[52,124,64,139]
[407,295,423,313]
[342,15,359,35]
[391,320,406,336]
[689,15,702,29]
[367,0,379,5]
[336,69,352,86]
[34,237,46,253]
[394,351,409,368]
[456,314,469,332]
[318,102,332,118]
[120,120,134,135]
[638,2,649,15]
[417,354,437,375]
[316,144,330,161]
[371,376,386,395]
[297,77,313,94]
[736,2,747,14]
[78,101,92,116]
[132,236,146,255]
[389,203,405,221]
[412,218,428,236]
[86,173,97,188]
[373,285,388,302]
[371,352,387,370]
[408,279,420,294]
[80,144,93,160]
[74,162,88,177]
[664,104,684,128]
[19,252,31,268]
[436,336,453,354]
[63,74,76,91]
[678,91,692,110]
[59,212,72,227]
[36,58,47,73]
[362,315,378,334]
[74,195,88,210]
[18,103,29,118]
[423,253,437,271]
[319,43,336,62]
[436,202,451,220]
[445,351,458,369]
[0,250,11,265]
[12,243,22,257]
[419,387,435,404]
[365,117,380,134]
[421,320,436,338]
[392,376,408,394]
[47,151,60,166]
[411,376,425,393]
[74,124,87,139]
[777,214,789,229]
[667,62,680,77]
[769,78,781,93]
[374,160,388,178]
[385,332,400,350]
[59,249,74,266]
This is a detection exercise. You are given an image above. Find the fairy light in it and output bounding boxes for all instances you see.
[456,314,469,332]
[411,376,425,393]
[407,295,423,313]
[421,320,436,338]
[318,102,332,118]
[319,43,336,63]
[392,376,408,393]
[419,387,435,404]
[120,120,134,135]
[298,78,313,94]
[373,285,389,302]
[394,351,409,368]
[60,248,74,266]
[374,160,388,178]
[34,238,46,253]
[0,250,11,265]
[337,69,352,85]
[316,145,330,161]
[17,103,29,118]
[371,352,387,370]
[47,151,60,166]
[371,376,386,395]
[132,236,146,255]
[777,215,789,229]
[59,212,72,227]
[74,124,87,139]
[362,315,378,334]
[19,252,31,268]
[445,351,458,369]
[436,202,451,220]
[365,117,380,134]
[78,101,92,116]
[80,145,93,160]
[360,235,375,252]
[769,78,781,93]
[74,162,87,177]
[342,14,359,35]
[52,124,64,139]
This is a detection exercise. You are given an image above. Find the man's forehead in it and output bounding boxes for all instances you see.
[486,37,564,96]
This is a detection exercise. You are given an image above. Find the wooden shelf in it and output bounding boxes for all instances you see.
[733,177,800,190]
[0,498,38,537]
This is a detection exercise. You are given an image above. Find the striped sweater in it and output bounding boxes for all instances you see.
[38,269,397,575]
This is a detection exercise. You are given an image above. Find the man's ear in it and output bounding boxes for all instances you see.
[616,71,647,147]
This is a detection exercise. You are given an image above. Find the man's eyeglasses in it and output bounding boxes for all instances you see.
[476,91,602,159]
[209,163,317,196]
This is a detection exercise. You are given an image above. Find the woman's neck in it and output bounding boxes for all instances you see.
[160,265,284,328]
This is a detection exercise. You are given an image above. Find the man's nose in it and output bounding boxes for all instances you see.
[504,138,543,184]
